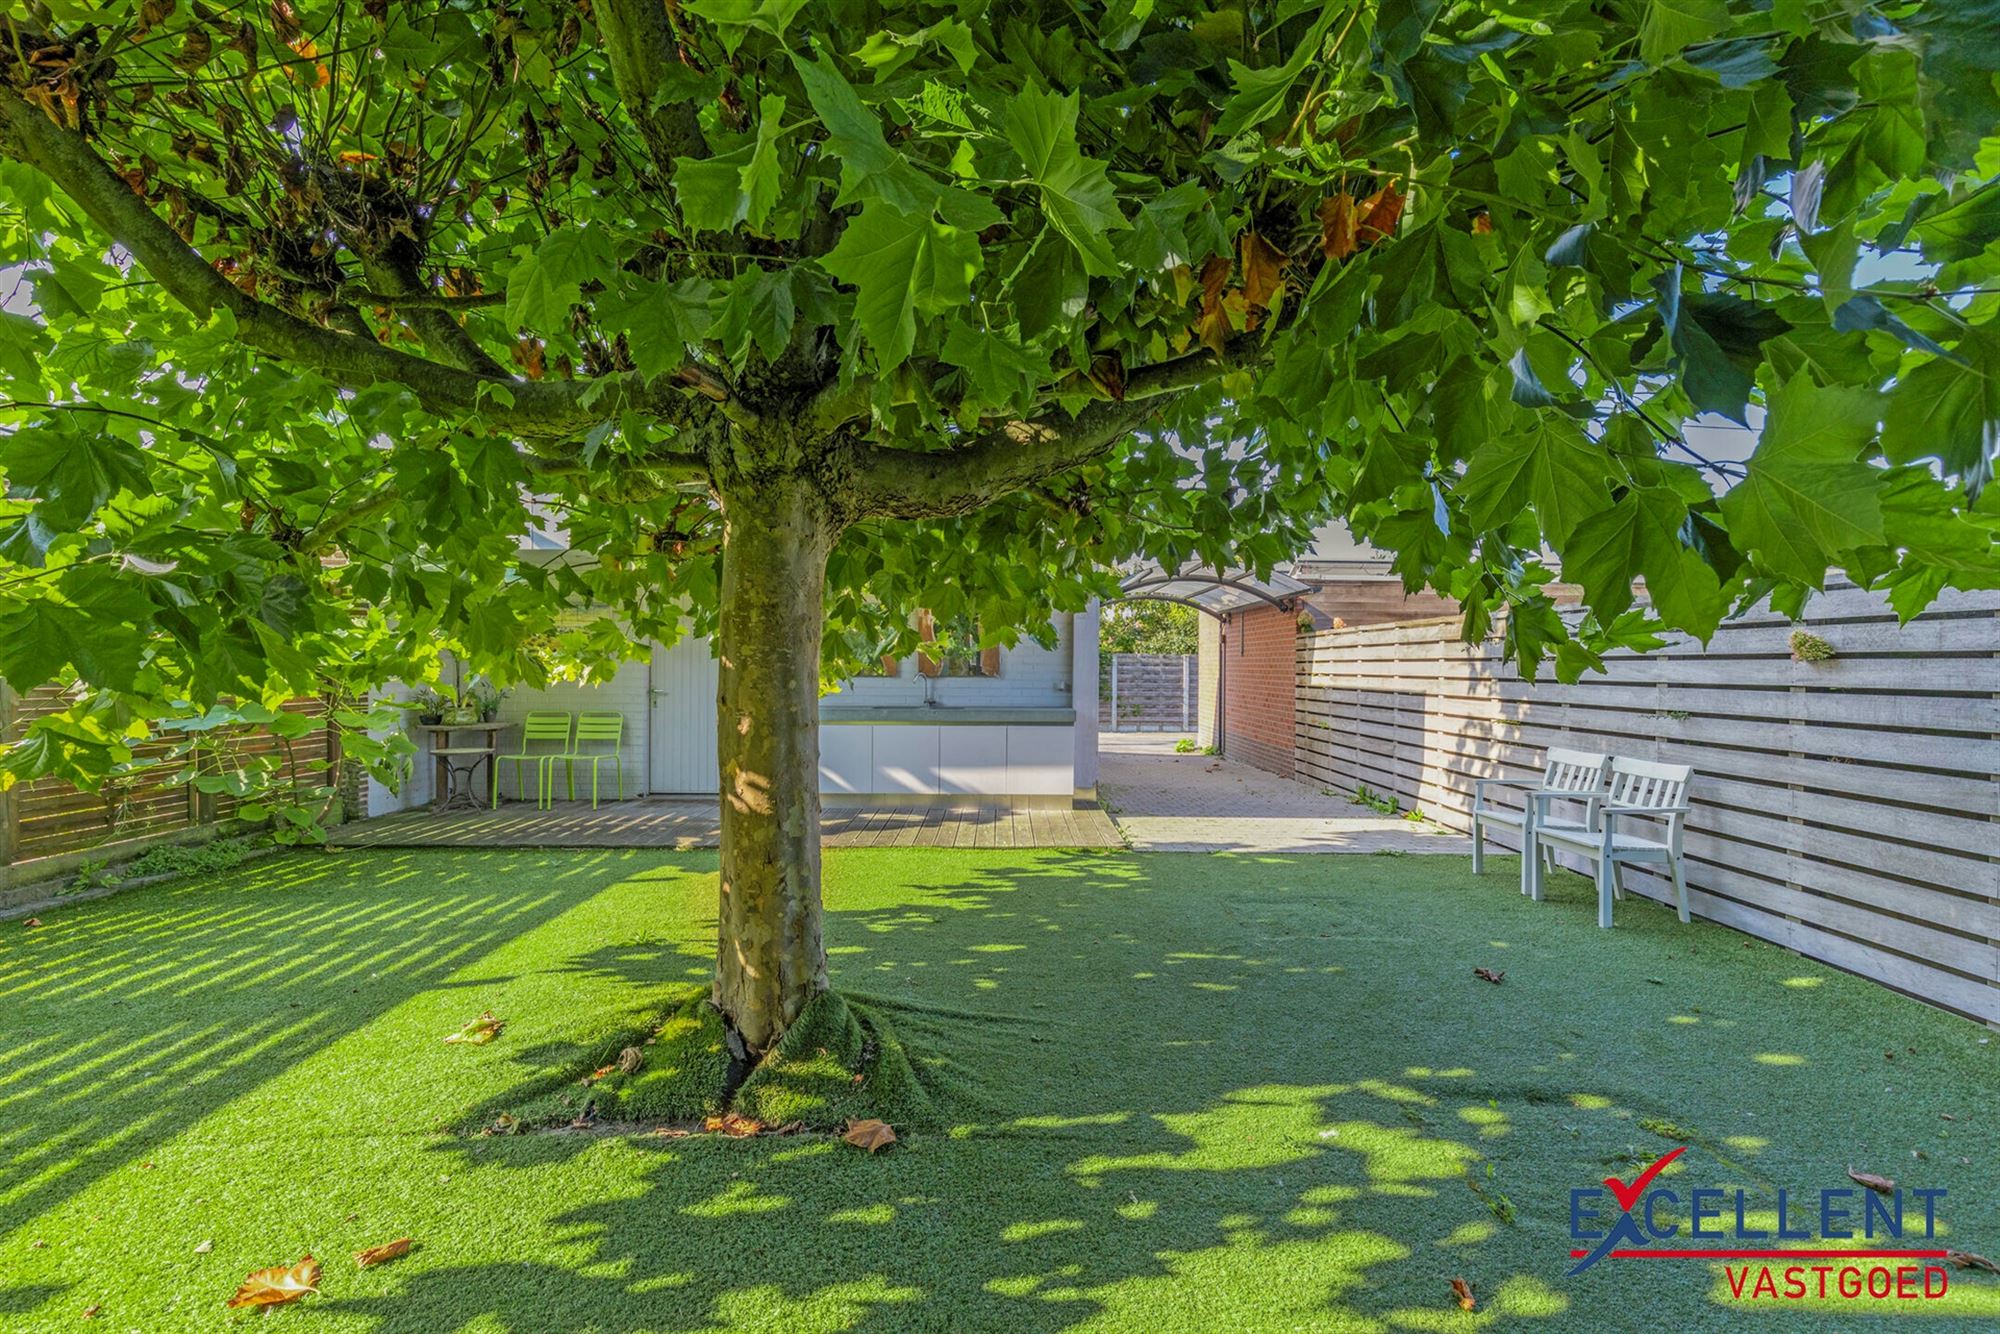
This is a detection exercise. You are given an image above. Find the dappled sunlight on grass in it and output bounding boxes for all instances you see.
[2,846,1996,1330]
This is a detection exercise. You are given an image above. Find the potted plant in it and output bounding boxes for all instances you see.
[412,686,448,727]
[466,678,505,722]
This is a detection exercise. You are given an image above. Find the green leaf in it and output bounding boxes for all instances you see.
[712,268,796,366]
[1656,278,1792,424]
[1460,417,1611,544]
[941,320,1050,413]
[741,94,787,232]
[504,227,613,331]
[1718,374,1885,583]
[822,204,981,371]
[1880,322,1998,480]
[1562,492,1724,637]
[0,568,152,692]
[0,420,149,528]
[683,0,807,54]
[790,51,934,212]
[1640,0,1728,66]
[1003,86,1127,277]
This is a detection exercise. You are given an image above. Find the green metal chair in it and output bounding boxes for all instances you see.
[557,712,625,808]
[494,712,572,809]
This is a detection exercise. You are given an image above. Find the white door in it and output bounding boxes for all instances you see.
[648,637,720,794]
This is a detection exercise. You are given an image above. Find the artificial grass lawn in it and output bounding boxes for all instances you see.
[1,848,1997,1332]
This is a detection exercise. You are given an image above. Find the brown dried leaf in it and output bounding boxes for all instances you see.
[1318,193,1358,261]
[1847,1167,1896,1196]
[82,1305,101,1319]
[1948,1250,2000,1274]
[1473,967,1505,985]
[703,1113,764,1138]
[1357,182,1406,247]
[617,1045,644,1075]
[843,1118,898,1153]
[353,1237,411,1269]
[1471,213,1494,235]
[443,1011,503,1045]
[22,918,42,928]
[1449,1277,1476,1311]
[1240,231,1286,310]
[226,1254,321,1309]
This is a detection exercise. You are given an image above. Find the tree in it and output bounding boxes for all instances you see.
[1101,602,1201,658]
[0,1,1994,1057]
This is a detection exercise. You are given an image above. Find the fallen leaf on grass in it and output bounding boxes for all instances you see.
[443,1011,504,1045]
[227,1255,321,1308]
[1473,968,1505,985]
[82,1305,100,1318]
[193,1240,212,1255]
[703,1113,764,1137]
[843,1118,897,1153]
[485,1113,519,1136]
[1948,1250,2000,1274]
[1449,1277,1476,1311]
[617,1045,644,1075]
[1847,1168,1896,1195]
[22,918,41,928]
[354,1238,412,1269]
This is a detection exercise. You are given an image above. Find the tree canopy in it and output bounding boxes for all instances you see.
[0,0,1995,808]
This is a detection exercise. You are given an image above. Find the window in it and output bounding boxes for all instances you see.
[917,610,1001,679]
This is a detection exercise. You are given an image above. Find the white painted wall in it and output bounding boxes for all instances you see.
[822,615,1078,709]
[365,615,1091,809]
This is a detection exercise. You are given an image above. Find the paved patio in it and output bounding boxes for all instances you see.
[330,799,1123,850]
[1097,733,1470,854]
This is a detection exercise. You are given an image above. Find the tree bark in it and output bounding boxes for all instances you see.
[712,474,835,1054]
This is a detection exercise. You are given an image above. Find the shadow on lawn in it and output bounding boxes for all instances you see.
[0,850,644,1251]
[350,852,1593,1331]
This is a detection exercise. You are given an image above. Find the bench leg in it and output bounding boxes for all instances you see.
[1610,860,1626,901]
[1596,856,1615,928]
[1670,854,1691,924]
[1472,816,1484,875]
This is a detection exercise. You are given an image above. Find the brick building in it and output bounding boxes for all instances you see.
[1132,525,1456,780]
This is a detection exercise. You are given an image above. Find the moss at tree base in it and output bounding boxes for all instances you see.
[504,990,932,1133]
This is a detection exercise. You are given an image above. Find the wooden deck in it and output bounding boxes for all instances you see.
[329,798,1124,850]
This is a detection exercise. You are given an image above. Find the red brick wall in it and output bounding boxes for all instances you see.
[1220,606,1297,778]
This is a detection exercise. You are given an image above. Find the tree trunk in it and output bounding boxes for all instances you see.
[712,474,834,1054]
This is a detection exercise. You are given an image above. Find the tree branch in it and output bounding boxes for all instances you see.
[0,88,717,443]
[843,340,1253,520]
[595,0,710,176]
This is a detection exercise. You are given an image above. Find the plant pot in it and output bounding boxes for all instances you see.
[417,713,442,727]
[443,706,479,726]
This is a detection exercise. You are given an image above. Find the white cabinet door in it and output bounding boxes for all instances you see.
[940,725,1009,795]
[819,726,873,795]
[1007,725,1075,795]
[872,726,941,795]
[648,638,719,794]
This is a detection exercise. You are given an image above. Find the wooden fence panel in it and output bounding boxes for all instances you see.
[2,689,333,881]
[1293,587,2000,1026]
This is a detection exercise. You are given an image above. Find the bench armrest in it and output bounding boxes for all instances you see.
[1473,777,1541,793]
[1600,804,1690,818]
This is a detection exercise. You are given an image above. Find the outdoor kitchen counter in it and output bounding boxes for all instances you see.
[819,706,1075,725]
[816,709,1078,797]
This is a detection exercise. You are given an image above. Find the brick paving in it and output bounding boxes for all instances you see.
[1097,733,1471,854]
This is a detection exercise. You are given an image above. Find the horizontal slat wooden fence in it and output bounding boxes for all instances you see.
[1,686,331,892]
[1294,586,2000,1026]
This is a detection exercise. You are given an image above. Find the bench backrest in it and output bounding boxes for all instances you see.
[1543,747,1611,794]
[1606,756,1692,809]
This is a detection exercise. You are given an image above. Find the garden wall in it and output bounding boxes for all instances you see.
[1293,586,2000,1027]
[0,685,333,895]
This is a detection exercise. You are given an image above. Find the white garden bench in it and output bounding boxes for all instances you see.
[1471,748,1611,896]
[1527,757,1693,929]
